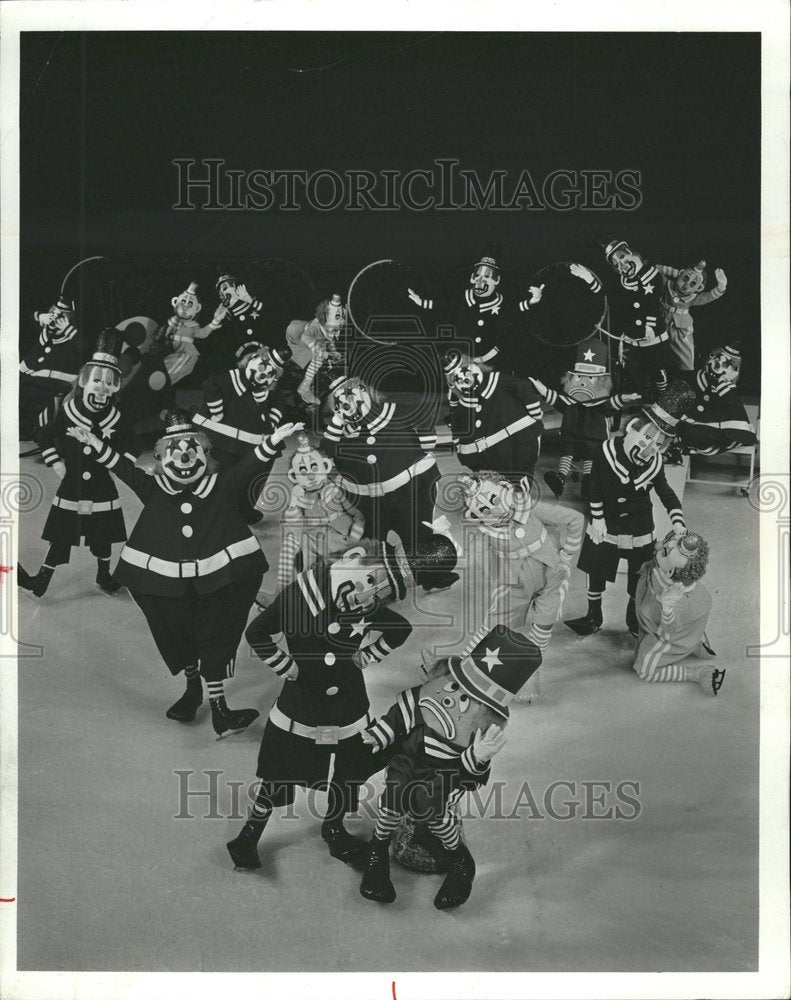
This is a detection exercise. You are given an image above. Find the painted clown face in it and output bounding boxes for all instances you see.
[244,351,280,390]
[37,302,73,333]
[333,380,372,427]
[217,279,238,307]
[417,663,498,745]
[79,363,120,413]
[674,266,706,297]
[323,299,346,331]
[448,361,483,394]
[608,245,643,280]
[470,264,500,299]
[329,548,393,613]
[654,533,691,575]
[706,348,741,388]
[561,370,613,403]
[288,447,332,492]
[159,435,209,486]
[623,417,672,465]
[172,288,201,320]
[463,476,517,527]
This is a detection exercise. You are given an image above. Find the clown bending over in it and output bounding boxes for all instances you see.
[458,471,584,676]
[633,529,723,695]
[359,626,540,909]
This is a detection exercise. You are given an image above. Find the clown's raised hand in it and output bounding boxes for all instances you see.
[270,421,305,446]
[66,425,102,451]
[235,283,253,304]
[472,724,507,763]
[714,268,727,291]
[528,284,545,306]
[212,304,228,325]
[569,263,596,287]
[407,288,422,306]
[51,312,70,334]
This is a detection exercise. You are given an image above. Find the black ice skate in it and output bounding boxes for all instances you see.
[564,606,603,636]
[543,469,566,500]
[626,599,639,637]
[226,820,265,869]
[96,561,123,596]
[359,837,396,904]
[166,675,204,722]
[433,842,476,910]
[698,666,726,697]
[321,820,368,863]
[18,564,53,598]
[421,571,459,593]
[209,696,259,740]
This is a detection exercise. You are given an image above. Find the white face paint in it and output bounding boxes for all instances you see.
[654,534,689,574]
[706,349,741,387]
[463,477,517,527]
[623,419,671,465]
[470,264,500,298]
[449,363,483,394]
[289,448,332,492]
[172,290,201,320]
[244,352,278,389]
[324,300,346,331]
[217,280,237,307]
[333,382,372,426]
[609,246,643,279]
[160,435,208,486]
[79,364,120,413]
[675,267,706,296]
[562,371,612,402]
[329,550,393,612]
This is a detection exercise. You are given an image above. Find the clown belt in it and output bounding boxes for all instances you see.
[193,413,263,445]
[336,455,436,498]
[120,536,260,578]
[456,413,537,455]
[268,704,371,745]
[587,527,654,549]
[622,331,669,348]
[53,497,121,515]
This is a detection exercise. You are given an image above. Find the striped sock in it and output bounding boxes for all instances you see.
[429,814,461,850]
[184,664,200,680]
[527,623,552,652]
[206,680,225,703]
[582,459,593,476]
[558,455,573,477]
[644,663,693,683]
[374,806,401,841]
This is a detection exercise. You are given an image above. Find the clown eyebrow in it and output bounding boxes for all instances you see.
[168,437,201,451]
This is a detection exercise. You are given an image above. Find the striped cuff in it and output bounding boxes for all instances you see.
[589,502,604,517]
[348,520,365,541]
[40,447,61,467]
[461,745,489,776]
[669,509,685,527]
[255,436,279,461]
[366,718,395,751]
[323,423,343,442]
[363,637,392,663]
[418,433,437,451]
[96,443,119,468]
[262,647,296,676]
[527,623,552,651]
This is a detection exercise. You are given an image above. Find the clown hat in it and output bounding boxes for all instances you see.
[87,329,124,375]
[159,407,196,440]
[266,344,293,369]
[215,272,237,290]
[316,365,354,405]
[449,625,542,719]
[708,340,742,362]
[472,242,502,272]
[381,540,413,602]
[443,348,466,378]
[406,533,458,590]
[55,295,75,313]
[568,339,609,376]
[601,236,631,260]
[641,379,696,434]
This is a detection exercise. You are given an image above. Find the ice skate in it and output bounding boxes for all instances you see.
[698,665,726,697]
[625,599,639,637]
[210,696,259,739]
[433,842,476,910]
[321,820,368,863]
[359,838,396,904]
[226,820,264,869]
[421,570,459,593]
[95,561,123,596]
[18,564,53,598]
[166,675,204,722]
[564,606,603,636]
[543,469,566,500]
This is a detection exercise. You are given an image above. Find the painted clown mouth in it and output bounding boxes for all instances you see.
[418,696,456,740]
[567,386,596,401]
[85,393,109,411]
[165,462,205,481]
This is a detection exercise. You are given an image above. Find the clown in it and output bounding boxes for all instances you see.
[276,433,365,590]
[18,330,140,598]
[676,343,756,456]
[286,294,348,406]
[19,295,82,441]
[358,625,540,909]
[654,260,728,371]
[565,381,695,638]
[528,340,642,500]
[155,281,226,384]
[632,529,723,694]
[209,272,269,366]
[457,471,584,694]
[601,237,676,400]
[65,406,304,737]
[228,539,414,869]
[444,349,544,490]
[193,343,292,523]
[321,370,457,590]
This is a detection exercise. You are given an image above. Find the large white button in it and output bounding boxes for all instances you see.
[474,336,481,343]
[326,686,339,696]
[618,497,626,503]
[37,356,45,363]
[514,527,525,538]
[182,525,193,538]
[635,319,642,326]
[366,436,376,445]
[703,394,709,401]
[633,302,640,308]
[82,471,91,481]
[477,319,484,326]
[475,405,482,413]
[324,652,336,665]
[367,454,377,464]
[180,501,193,514]
[83,447,92,456]
[475,419,482,428]
[247,328,253,335]
[328,622,340,635]
[697,405,704,412]
[44,346,52,353]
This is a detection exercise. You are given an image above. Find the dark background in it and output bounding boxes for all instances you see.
[20,31,761,391]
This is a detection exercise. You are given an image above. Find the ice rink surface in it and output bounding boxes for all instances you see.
[15,443,759,973]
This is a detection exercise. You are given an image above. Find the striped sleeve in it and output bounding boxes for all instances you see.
[205,397,224,421]
[246,602,298,676]
[418,430,438,452]
[363,687,418,751]
[254,435,280,461]
[460,744,490,777]
[652,467,686,528]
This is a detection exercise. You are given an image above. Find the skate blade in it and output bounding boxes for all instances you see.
[215,725,258,742]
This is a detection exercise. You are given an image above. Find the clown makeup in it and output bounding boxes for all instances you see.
[654,533,690,575]
[79,364,120,413]
[289,448,332,492]
[160,435,209,486]
[470,264,500,298]
[333,381,372,426]
[324,300,346,331]
[463,477,516,527]
[706,348,741,387]
[675,267,706,297]
[217,279,238,307]
[623,419,672,465]
[449,362,483,394]
[562,371,612,403]
[244,352,279,390]
[417,678,472,742]
[609,246,643,279]
[172,289,201,320]
[330,558,393,613]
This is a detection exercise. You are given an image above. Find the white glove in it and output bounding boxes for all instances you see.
[235,283,253,304]
[472,724,507,763]
[528,284,545,306]
[52,461,67,481]
[569,263,596,286]
[714,268,727,291]
[212,304,228,325]
[407,287,422,306]
[361,728,379,747]
[65,425,102,451]
[281,662,299,681]
[589,518,606,544]
[269,421,305,446]
[658,582,686,612]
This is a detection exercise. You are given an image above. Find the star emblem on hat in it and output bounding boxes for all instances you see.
[583,348,595,362]
[480,647,502,673]
[350,619,369,637]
